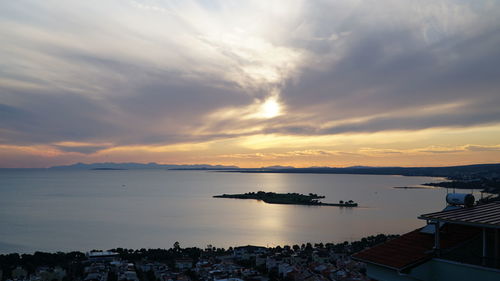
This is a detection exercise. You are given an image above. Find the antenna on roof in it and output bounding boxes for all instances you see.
[445,187,450,208]
[446,193,475,208]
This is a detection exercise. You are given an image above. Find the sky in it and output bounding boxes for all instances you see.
[1,0,500,168]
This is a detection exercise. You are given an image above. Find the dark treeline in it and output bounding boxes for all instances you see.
[0,234,397,280]
[107,244,227,266]
[0,251,86,280]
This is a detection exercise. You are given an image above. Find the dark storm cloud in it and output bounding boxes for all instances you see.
[322,107,500,135]
[263,106,500,136]
[0,87,123,145]
[1,0,500,150]
[278,23,500,134]
[0,64,252,146]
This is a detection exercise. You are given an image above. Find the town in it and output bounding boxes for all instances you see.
[0,234,396,281]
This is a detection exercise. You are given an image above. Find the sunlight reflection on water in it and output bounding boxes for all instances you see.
[0,169,469,253]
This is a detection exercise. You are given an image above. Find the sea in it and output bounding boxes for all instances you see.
[0,169,477,254]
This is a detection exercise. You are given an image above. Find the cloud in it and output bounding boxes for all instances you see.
[416,147,465,154]
[218,149,343,160]
[0,0,304,145]
[359,144,500,156]
[1,0,500,167]
[464,144,500,152]
[278,16,500,134]
[52,142,113,154]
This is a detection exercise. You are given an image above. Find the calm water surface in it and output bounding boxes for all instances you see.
[0,169,466,253]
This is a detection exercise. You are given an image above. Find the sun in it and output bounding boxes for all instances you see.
[260,97,281,118]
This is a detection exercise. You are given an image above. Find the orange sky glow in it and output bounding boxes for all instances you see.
[1,1,500,168]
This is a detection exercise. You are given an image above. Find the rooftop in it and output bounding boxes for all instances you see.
[352,224,480,270]
[419,201,500,229]
[87,251,119,257]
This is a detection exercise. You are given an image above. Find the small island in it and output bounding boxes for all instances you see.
[213,191,358,207]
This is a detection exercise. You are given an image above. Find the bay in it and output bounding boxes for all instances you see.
[0,169,470,253]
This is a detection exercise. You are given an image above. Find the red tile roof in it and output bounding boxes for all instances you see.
[352,224,480,270]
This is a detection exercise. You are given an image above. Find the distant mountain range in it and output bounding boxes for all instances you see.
[47,162,500,179]
[50,162,239,170]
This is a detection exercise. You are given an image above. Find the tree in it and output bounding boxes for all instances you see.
[146,270,157,281]
[173,241,180,252]
[107,271,118,281]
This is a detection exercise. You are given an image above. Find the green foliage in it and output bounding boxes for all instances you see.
[0,233,398,280]
[0,251,85,280]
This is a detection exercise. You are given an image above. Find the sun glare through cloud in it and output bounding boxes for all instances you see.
[2,2,500,275]
[259,97,281,119]
[0,0,500,168]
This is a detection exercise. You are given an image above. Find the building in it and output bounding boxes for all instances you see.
[11,267,28,280]
[87,251,119,262]
[175,258,194,270]
[233,245,267,260]
[36,266,67,281]
[353,199,500,281]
